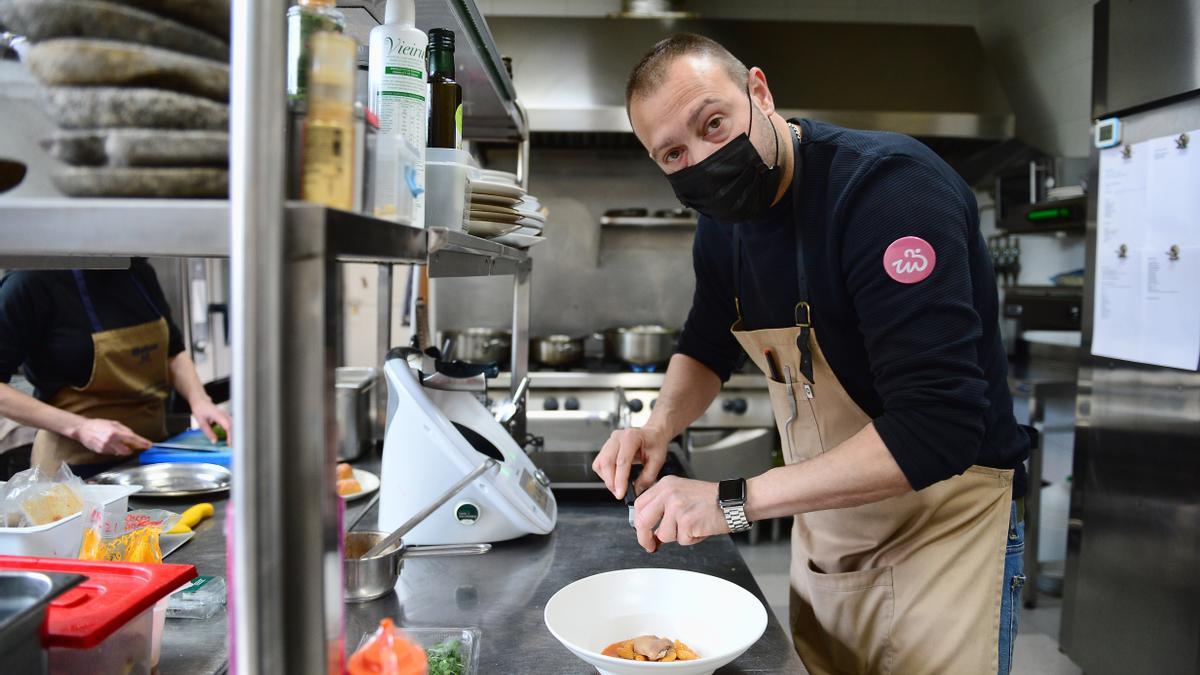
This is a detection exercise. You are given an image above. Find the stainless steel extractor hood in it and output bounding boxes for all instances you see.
[488,17,1015,141]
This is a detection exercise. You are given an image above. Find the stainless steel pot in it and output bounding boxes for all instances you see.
[441,327,511,366]
[335,367,378,462]
[343,531,490,602]
[531,335,585,368]
[603,325,679,366]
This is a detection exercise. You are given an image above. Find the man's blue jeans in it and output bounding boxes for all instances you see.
[998,500,1026,674]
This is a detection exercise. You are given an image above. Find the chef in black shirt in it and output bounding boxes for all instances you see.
[0,260,232,475]
[593,35,1030,673]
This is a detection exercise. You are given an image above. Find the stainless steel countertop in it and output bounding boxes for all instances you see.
[134,493,230,675]
[146,459,806,674]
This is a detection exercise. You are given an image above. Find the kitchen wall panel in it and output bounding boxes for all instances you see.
[432,148,696,336]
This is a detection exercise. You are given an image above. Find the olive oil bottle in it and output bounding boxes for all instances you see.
[426,28,462,149]
[301,32,356,210]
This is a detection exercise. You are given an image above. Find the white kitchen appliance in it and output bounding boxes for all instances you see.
[379,353,556,545]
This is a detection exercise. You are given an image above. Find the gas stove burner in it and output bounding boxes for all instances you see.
[629,364,660,373]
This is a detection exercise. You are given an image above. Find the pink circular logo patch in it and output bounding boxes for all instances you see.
[883,236,936,284]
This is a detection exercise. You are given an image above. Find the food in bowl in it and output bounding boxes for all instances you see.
[544,568,768,675]
[336,463,354,480]
[602,636,699,662]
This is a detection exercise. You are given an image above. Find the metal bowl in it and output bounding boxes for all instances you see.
[90,462,231,497]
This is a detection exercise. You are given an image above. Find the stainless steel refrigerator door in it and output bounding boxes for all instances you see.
[1062,5,1200,670]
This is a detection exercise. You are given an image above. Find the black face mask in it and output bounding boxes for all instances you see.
[665,88,782,223]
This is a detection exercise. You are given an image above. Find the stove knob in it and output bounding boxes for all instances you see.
[564,397,580,411]
[543,397,559,411]
[627,398,644,413]
[723,398,748,415]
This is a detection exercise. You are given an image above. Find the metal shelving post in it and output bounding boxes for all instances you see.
[0,1,530,671]
[229,0,341,673]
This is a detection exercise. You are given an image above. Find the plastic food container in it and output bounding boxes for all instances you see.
[0,556,196,674]
[0,484,142,558]
[354,626,481,674]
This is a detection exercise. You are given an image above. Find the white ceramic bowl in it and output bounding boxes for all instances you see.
[544,568,768,675]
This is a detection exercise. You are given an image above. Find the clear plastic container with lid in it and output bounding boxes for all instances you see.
[0,556,196,673]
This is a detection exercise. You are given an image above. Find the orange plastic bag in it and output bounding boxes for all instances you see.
[348,618,427,675]
[78,506,180,563]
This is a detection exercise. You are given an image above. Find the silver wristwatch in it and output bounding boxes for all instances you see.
[718,478,752,534]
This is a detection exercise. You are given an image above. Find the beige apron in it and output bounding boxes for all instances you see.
[729,124,1013,674]
[32,271,170,471]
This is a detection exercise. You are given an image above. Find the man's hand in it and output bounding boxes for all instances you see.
[190,399,233,445]
[593,425,671,499]
[632,476,727,553]
[70,418,153,456]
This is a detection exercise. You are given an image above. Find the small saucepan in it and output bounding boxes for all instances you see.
[602,325,679,367]
[531,335,585,369]
[441,327,512,366]
[344,531,490,602]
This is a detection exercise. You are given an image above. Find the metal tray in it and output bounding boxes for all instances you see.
[90,463,231,497]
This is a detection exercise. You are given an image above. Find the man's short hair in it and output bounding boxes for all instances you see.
[625,33,749,108]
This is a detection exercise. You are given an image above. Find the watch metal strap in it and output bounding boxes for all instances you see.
[723,503,752,533]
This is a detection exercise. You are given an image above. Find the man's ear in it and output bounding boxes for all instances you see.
[748,67,776,117]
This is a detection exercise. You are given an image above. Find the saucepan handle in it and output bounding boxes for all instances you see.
[401,543,492,559]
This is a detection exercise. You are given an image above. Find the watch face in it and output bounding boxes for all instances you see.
[719,479,744,503]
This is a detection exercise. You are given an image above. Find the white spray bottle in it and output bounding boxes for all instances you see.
[368,0,427,227]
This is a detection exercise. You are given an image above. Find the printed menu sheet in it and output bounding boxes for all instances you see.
[1092,129,1200,371]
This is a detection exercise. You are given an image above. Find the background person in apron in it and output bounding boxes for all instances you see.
[593,34,1030,674]
[0,260,232,478]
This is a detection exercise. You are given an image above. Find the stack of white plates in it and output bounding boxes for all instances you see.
[468,169,547,249]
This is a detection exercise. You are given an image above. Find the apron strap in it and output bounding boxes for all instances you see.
[71,268,166,334]
[789,123,814,384]
[71,270,103,333]
[732,123,816,383]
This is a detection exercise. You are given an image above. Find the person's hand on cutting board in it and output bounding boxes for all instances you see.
[169,351,233,445]
[191,399,233,446]
[71,418,153,456]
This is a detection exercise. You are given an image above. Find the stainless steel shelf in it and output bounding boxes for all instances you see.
[427,226,529,277]
[338,0,525,141]
[0,199,528,275]
[600,216,698,228]
[0,198,232,258]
